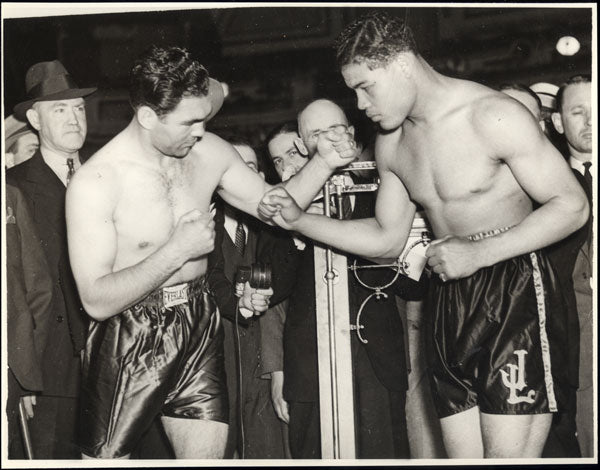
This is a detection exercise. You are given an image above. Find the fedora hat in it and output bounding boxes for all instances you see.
[14,60,97,120]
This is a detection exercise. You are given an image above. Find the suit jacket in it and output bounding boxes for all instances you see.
[546,169,593,390]
[5,184,53,393]
[271,187,427,402]
[7,150,88,397]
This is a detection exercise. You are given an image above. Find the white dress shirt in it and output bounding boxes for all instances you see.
[41,149,81,187]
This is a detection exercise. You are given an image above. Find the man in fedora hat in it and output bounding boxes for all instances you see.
[7,59,96,459]
[65,45,355,459]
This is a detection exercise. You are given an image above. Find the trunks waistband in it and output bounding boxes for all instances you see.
[137,276,208,309]
[467,225,514,241]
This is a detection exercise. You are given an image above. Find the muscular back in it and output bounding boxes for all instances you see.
[381,81,546,238]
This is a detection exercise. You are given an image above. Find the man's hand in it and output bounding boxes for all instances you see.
[270,370,289,423]
[258,187,303,229]
[169,209,215,262]
[21,395,37,419]
[238,281,273,317]
[425,236,487,281]
[315,128,359,171]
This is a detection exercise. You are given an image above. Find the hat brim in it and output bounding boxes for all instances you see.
[14,87,97,120]
[206,78,224,121]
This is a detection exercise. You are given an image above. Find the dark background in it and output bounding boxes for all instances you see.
[3,5,592,155]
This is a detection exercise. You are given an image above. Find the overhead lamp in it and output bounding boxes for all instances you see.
[556,36,581,56]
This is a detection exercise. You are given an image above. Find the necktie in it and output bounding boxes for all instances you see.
[66,158,75,185]
[234,221,246,256]
[583,161,592,190]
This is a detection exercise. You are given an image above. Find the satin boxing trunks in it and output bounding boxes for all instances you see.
[427,227,569,418]
[79,277,227,458]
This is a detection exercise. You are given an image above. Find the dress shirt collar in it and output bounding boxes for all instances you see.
[41,148,81,187]
[224,212,247,244]
[569,155,592,176]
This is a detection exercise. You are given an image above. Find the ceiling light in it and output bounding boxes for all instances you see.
[556,36,581,56]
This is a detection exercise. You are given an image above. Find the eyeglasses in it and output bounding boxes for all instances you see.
[307,124,349,142]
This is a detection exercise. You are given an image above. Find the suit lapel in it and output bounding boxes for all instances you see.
[24,152,66,231]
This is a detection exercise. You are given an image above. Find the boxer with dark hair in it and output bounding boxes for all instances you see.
[66,45,356,459]
[260,12,589,458]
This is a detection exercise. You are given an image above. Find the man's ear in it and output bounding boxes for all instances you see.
[258,170,265,181]
[551,112,564,135]
[26,108,41,132]
[347,125,355,138]
[136,106,159,130]
[294,137,309,157]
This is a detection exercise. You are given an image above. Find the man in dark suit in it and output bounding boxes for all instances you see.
[207,139,288,459]
[265,111,426,458]
[5,183,53,458]
[549,75,593,458]
[7,60,96,458]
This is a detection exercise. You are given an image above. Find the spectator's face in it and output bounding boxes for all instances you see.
[553,82,592,156]
[28,98,87,154]
[298,100,351,157]
[233,144,259,173]
[14,132,39,165]
[267,131,307,181]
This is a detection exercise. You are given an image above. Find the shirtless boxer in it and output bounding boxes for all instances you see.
[65,46,355,459]
[260,12,589,458]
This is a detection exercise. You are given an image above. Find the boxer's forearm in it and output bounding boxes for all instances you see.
[80,243,187,321]
[477,193,589,267]
[293,213,409,259]
[283,156,334,210]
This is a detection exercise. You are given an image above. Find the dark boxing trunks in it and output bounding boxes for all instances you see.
[427,229,569,418]
[79,277,227,458]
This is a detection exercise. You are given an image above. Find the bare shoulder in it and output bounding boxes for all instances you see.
[68,138,123,206]
[193,131,239,160]
[471,89,539,134]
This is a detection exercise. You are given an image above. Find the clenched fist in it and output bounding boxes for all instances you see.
[425,235,486,281]
[258,187,303,230]
[169,209,215,262]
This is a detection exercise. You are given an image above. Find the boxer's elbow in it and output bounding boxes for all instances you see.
[568,190,590,232]
[81,292,116,322]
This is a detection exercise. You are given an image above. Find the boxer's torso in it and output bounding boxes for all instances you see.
[383,87,533,238]
[86,133,224,286]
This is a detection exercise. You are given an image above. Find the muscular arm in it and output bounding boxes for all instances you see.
[66,166,205,321]
[468,100,589,267]
[216,131,356,219]
[271,131,417,258]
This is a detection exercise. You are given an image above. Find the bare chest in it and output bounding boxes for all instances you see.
[114,162,217,250]
[392,124,503,208]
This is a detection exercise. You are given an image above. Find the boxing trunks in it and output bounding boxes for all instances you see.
[79,277,227,458]
[427,228,569,418]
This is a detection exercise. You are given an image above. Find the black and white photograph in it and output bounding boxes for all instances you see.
[1,2,596,466]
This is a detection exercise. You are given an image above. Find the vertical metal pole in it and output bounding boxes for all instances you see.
[314,183,356,459]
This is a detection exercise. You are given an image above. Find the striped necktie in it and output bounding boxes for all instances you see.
[234,221,246,256]
[66,158,75,185]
